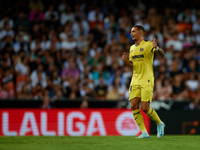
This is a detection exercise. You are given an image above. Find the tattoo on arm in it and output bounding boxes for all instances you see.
[157,49,164,57]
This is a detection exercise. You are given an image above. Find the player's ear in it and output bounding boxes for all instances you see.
[141,30,144,36]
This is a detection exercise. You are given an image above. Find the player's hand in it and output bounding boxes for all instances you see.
[122,52,127,62]
[152,38,157,48]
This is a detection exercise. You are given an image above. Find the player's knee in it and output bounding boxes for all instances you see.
[141,105,149,113]
[131,103,139,110]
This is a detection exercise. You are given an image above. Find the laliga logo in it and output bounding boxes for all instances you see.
[115,111,140,135]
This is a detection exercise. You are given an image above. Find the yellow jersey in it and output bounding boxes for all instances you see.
[129,40,156,86]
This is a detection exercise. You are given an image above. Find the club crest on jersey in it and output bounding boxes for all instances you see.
[139,48,144,52]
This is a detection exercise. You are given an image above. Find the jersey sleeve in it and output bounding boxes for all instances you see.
[149,41,155,53]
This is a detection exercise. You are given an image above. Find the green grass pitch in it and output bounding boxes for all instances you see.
[0,135,200,150]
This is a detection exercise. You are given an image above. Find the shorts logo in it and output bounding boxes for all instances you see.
[139,48,144,52]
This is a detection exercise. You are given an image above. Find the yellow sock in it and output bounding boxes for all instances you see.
[146,107,161,125]
[132,109,147,132]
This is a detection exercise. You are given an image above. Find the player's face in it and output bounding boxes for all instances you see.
[130,27,140,41]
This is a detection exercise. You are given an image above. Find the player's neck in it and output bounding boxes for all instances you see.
[135,37,144,45]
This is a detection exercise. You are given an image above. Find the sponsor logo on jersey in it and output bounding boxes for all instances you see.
[132,54,144,59]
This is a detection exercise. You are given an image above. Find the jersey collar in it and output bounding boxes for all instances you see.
[135,40,144,47]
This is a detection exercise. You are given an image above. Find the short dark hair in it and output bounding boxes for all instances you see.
[133,25,144,32]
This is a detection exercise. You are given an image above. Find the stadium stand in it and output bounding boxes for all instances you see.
[0,0,199,109]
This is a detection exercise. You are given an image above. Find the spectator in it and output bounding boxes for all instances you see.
[104,14,119,44]
[72,16,90,40]
[13,35,28,53]
[185,59,198,73]
[29,3,44,22]
[14,12,30,32]
[186,72,199,99]
[94,74,108,100]
[15,55,30,92]
[168,58,182,81]
[15,56,30,76]
[87,6,104,29]
[59,21,73,41]
[0,23,15,40]
[0,82,15,99]
[0,16,14,29]
[172,73,189,101]
[148,27,164,48]
[30,24,42,40]
[40,34,51,51]
[61,58,80,82]
[89,21,106,46]
[61,32,77,52]
[91,63,108,85]
[29,0,44,12]
[0,0,200,105]
[17,84,32,99]
[2,68,15,97]
[177,8,196,24]
[44,5,59,21]
[80,94,90,108]
[184,93,200,110]
[106,84,120,100]
[165,32,183,51]
[156,78,173,101]
[68,83,81,99]
[32,83,44,100]
[58,0,67,13]
[41,91,51,109]
[53,89,64,100]
[77,33,89,52]
[80,83,94,98]
[178,28,195,48]
[74,3,86,21]
[30,64,47,89]
[60,5,75,26]
[16,76,32,98]
[192,16,200,33]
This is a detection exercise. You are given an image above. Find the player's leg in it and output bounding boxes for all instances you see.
[130,98,150,138]
[129,85,149,138]
[141,101,161,125]
[141,86,165,138]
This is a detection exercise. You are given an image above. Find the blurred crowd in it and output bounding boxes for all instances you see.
[0,0,200,109]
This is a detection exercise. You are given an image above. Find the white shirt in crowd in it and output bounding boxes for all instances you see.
[44,11,59,21]
[0,30,14,39]
[60,12,75,26]
[0,19,14,29]
[186,80,198,91]
[30,40,61,51]
[87,10,104,22]
[15,62,28,76]
[30,70,47,88]
[72,20,90,40]
[61,40,77,51]
[165,39,183,51]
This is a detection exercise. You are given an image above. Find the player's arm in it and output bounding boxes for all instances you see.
[122,52,133,68]
[152,38,165,57]
[154,47,165,57]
